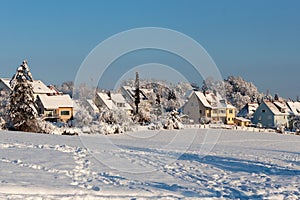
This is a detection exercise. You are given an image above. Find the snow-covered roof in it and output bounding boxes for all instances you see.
[248,103,259,112]
[0,78,54,94]
[194,91,212,108]
[111,93,133,111]
[97,92,116,110]
[264,101,290,115]
[238,103,259,117]
[111,93,127,103]
[1,78,11,89]
[32,80,54,94]
[97,92,133,111]
[204,92,227,108]
[287,101,300,115]
[86,99,99,112]
[38,94,73,109]
[226,104,236,109]
[235,117,251,122]
[121,86,147,100]
[140,88,153,95]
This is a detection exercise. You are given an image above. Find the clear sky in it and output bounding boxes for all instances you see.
[0,0,299,98]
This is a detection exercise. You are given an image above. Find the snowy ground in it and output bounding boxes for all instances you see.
[0,128,299,199]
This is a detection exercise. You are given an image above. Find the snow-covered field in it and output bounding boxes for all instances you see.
[0,128,299,199]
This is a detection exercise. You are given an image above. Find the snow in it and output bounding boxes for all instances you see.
[110,93,133,111]
[194,91,212,108]
[287,101,300,116]
[235,117,251,122]
[96,92,116,110]
[0,78,54,95]
[0,129,299,199]
[265,101,290,115]
[38,94,73,109]
[86,99,99,113]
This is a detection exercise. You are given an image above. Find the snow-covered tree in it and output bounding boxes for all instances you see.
[224,76,265,111]
[202,77,225,97]
[99,108,134,133]
[58,81,74,97]
[8,60,41,132]
[162,110,183,129]
[0,91,9,129]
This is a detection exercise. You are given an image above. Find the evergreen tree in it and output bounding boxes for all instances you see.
[8,60,41,132]
[168,89,176,101]
[274,93,279,101]
[134,72,140,114]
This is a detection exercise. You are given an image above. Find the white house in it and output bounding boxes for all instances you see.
[182,91,212,124]
[95,92,133,114]
[252,101,291,128]
[286,101,300,129]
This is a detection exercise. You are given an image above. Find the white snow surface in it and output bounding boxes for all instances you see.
[0,129,299,199]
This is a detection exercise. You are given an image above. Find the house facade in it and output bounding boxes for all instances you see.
[252,101,290,128]
[226,105,236,125]
[183,91,212,123]
[36,94,74,122]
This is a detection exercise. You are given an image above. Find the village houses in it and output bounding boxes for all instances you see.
[0,78,74,123]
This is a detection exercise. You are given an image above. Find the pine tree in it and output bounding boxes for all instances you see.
[134,71,140,115]
[8,60,41,132]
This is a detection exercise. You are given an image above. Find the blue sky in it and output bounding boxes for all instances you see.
[0,0,299,98]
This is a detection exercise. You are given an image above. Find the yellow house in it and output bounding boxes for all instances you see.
[235,117,251,127]
[226,104,236,125]
[36,94,74,122]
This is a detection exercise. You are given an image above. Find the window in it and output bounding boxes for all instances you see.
[117,103,125,107]
[61,110,70,116]
[229,109,233,114]
[220,109,226,114]
[199,110,202,114]
[213,110,218,114]
[262,109,266,113]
